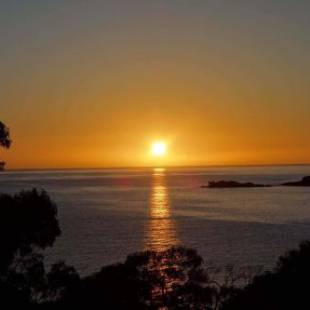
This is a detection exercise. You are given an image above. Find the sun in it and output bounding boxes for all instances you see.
[151,141,167,157]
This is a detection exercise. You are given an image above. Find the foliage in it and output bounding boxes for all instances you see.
[0,189,60,274]
[0,121,11,149]
[222,241,310,310]
[0,121,11,168]
[45,261,81,304]
[0,189,61,304]
[56,247,242,309]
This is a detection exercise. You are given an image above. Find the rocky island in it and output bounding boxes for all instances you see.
[202,180,271,188]
[202,176,310,188]
[282,176,310,187]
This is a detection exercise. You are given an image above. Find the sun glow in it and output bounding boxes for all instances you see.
[151,142,167,157]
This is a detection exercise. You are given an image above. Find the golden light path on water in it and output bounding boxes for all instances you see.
[145,168,179,251]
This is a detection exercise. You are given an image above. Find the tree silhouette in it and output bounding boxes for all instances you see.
[0,189,61,304]
[0,121,11,169]
[0,189,60,274]
[222,241,310,310]
[45,261,81,305]
[61,247,232,309]
[0,121,11,148]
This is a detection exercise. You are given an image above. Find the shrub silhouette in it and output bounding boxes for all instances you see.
[62,247,220,309]
[0,189,60,274]
[222,241,310,310]
[57,247,239,309]
[0,189,61,304]
[45,261,81,304]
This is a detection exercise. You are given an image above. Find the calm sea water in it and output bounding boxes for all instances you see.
[1,165,310,275]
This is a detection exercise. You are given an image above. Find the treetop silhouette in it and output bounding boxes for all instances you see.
[0,121,11,170]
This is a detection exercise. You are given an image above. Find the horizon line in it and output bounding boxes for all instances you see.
[5,162,310,172]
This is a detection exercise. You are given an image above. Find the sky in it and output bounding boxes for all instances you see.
[1,0,310,169]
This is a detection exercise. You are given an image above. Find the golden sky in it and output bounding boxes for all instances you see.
[1,1,310,169]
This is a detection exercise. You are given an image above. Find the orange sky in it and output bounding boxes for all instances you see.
[1,1,310,169]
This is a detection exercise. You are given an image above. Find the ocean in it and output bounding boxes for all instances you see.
[1,165,310,275]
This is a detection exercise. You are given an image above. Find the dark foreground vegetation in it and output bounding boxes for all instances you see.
[1,189,310,309]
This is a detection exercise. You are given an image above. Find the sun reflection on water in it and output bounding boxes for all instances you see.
[145,168,179,251]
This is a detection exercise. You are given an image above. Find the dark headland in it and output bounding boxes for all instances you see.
[202,180,271,188]
[202,176,310,188]
[282,176,310,186]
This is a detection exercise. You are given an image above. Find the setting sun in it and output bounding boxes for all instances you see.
[151,142,167,157]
